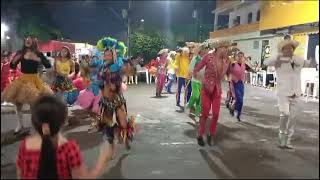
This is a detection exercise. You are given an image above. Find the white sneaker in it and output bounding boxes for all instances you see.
[14,124,23,134]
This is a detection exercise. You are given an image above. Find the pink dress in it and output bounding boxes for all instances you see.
[156,56,167,94]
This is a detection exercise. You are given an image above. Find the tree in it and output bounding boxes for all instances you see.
[130,28,166,63]
[17,15,63,42]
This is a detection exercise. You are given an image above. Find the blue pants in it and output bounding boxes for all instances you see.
[233,80,244,118]
[176,77,192,106]
[166,74,175,93]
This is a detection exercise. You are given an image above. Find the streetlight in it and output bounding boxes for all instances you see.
[1,23,9,39]
[6,36,10,40]
[140,19,144,23]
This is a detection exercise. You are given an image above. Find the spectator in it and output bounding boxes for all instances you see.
[16,95,113,179]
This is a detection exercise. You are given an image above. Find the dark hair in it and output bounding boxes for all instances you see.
[60,47,71,59]
[74,61,80,75]
[237,51,244,56]
[21,35,40,56]
[31,95,68,179]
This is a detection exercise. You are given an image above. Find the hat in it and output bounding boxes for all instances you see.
[278,39,299,52]
[211,40,232,49]
[158,48,169,55]
[181,47,190,54]
[168,51,177,56]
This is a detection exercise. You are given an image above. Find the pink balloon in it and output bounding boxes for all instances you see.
[92,92,102,114]
[121,83,128,92]
[76,90,95,109]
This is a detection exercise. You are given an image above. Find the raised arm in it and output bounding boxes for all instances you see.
[193,54,208,75]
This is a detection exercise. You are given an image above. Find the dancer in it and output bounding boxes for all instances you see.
[76,54,104,133]
[187,43,210,117]
[264,38,310,149]
[97,37,135,151]
[165,51,176,94]
[1,35,53,134]
[156,49,169,97]
[174,47,192,110]
[229,51,246,121]
[52,46,79,105]
[194,40,231,146]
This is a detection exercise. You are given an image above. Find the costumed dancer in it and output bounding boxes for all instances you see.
[225,46,239,111]
[156,49,169,97]
[1,35,53,134]
[72,57,91,91]
[96,37,135,151]
[165,51,177,94]
[76,54,104,133]
[194,40,231,146]
[264,37,310,149]
[174,47,192,111]
[229,51,246,122]
[187,42,210,117]
[52,46,79,106]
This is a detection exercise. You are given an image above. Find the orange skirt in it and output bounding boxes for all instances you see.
[1,74,53,105]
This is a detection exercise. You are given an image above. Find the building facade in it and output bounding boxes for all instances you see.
[210,0,319,67]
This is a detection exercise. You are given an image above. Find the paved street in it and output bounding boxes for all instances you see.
[1,82,319,179]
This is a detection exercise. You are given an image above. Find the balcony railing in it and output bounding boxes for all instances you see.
[210,22,259,38]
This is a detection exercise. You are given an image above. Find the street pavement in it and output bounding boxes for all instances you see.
[1,82,319,179]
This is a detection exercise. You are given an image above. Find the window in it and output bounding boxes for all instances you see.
[248,12,252,24]
[257,10,260,22]
[234,16,240,26]
[253,40,259,49]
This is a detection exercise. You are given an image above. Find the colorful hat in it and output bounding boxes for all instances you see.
[96,36,127,57]
[158,49,169,55]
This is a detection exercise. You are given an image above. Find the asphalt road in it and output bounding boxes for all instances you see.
[1,82,319,179]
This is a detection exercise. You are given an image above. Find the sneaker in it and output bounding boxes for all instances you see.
[278,133,286,148]
[229,109,234,117]
[197,136,205,146]
[285,137,295,149]
[207,135,213,146]
[14,125,23,135]
[237,116,241,122]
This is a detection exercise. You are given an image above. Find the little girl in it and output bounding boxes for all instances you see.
[16,95,114,179]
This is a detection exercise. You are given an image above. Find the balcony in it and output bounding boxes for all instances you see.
[210,22,259,38]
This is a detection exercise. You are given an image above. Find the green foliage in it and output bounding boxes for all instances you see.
[130,29,166,63]
[17,15,62,42]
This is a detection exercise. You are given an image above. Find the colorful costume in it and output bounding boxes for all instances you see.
[52,59,79,105]
[174,48,192,107]
[194,49,230,141]
[165,51,176,93]
[188,54,202,117]
[96,37,134,148]
[1,51,53,105]
[156,49,168,96]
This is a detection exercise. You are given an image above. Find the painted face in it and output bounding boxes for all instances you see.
[104,50,113,61]
[61,48,69,58]
[282,45,294,57]
[24,37,34,48]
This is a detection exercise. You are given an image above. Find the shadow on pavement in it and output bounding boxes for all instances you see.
[66,131,101,151]
[101,153,129,179]
[1,128,30,147]
[150,96,169,99]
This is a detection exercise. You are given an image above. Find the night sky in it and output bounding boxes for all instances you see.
[2,0,216,44]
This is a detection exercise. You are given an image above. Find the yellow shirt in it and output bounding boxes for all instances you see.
[56,60,71,76]
[174,53,190,78]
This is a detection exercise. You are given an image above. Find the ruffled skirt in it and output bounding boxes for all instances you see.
[1,74,53,104]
